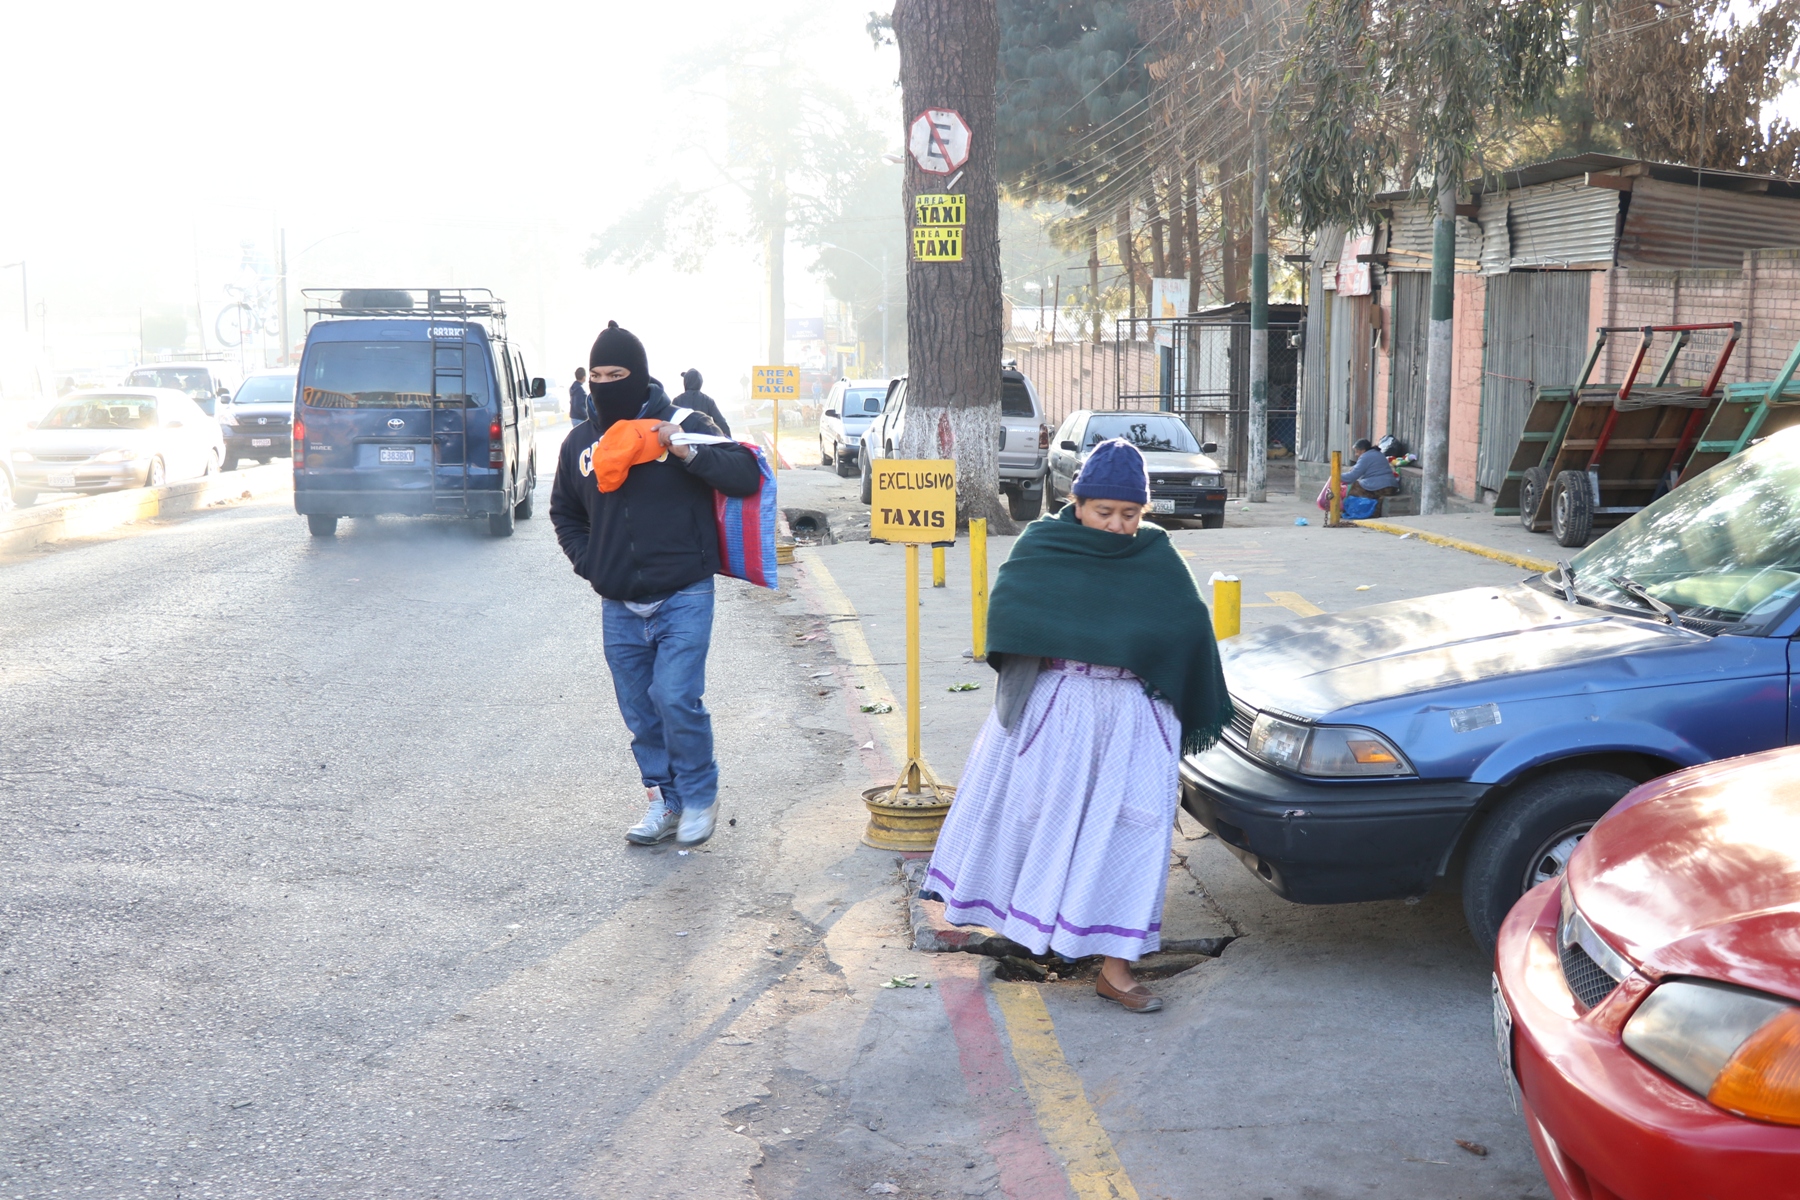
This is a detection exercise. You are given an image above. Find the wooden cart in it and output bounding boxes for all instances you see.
[1493,323,1740,546]
[1675,335,1800,483]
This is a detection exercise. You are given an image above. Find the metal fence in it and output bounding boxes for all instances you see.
[1014,317,1302,496]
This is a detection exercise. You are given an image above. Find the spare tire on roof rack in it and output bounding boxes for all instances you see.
[339,289,415,310]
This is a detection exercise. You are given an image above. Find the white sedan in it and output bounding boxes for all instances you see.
[8,388,225,506]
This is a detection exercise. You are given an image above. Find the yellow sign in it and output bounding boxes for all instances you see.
[912,227,963,262]
[871,459,957,543]
[751,365,798,399]
[913,193,966,226]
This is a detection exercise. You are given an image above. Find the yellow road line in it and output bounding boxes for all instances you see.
[1265,590,1325,617]
[795,555,912,769]
[991,982,1142,1200]
[1353,518,1555,573]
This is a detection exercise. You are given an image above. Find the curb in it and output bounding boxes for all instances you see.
[1352,518,1556,573]
[0,464,289,560]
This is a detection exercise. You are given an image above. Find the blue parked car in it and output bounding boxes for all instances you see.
[293,288,543,538]
[1181,425,1800,948]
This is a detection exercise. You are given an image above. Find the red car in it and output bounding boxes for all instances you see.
[1495,746,1800,1199]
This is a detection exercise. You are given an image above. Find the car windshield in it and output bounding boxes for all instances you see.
[39,395,157,430]
[234,375,296,405]
[126,368,213,396]
[1083,415,1200,453]
[845,388,886,415]
[1571,429,1800,624]
[1001,378,1034,417]
[300,341,487,409]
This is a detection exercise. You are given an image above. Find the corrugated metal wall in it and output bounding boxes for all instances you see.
[1328,293,1371,452]
[1502,179,1622,268]
[1619,177,1800,268]
[1387,272,1431,452]
[1388,201,1482,267]
[1476,272,1593,492]
[1298,224,1342,463]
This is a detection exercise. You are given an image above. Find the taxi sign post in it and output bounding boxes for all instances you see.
[751,365,799,475]
[870,459,957,797]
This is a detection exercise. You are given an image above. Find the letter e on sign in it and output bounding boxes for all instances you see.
[870,459,957,545]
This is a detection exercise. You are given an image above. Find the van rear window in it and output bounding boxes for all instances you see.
[300,342,488,409]
[1001,379,1033,417]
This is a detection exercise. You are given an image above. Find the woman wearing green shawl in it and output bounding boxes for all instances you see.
[924,439,1231,1012]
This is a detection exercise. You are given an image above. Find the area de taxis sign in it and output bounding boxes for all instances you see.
[870,459,957,544]
[750,365,798,399]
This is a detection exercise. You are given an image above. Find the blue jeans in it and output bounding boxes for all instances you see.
[600,578,718,813]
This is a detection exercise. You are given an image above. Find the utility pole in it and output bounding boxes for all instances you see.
[1248,116,1270,503]
[277,229,290,366]
[1420,176,1456,513]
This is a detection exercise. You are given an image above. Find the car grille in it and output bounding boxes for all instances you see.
[32,453,90,463]
[240,418,291,432]
[1227,699,1256,746]
[1560,939,1620,1011]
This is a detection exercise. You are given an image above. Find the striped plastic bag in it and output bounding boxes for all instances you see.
[713,443,778,589]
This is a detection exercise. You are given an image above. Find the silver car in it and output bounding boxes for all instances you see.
[9,389,225,505]
[1045,410,1227,527]
[817,378,893,477]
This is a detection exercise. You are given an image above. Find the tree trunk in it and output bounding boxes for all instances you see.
[1420,177,1456,514]
[1115,205,1146,308]
[1184,173,1202,312]
[1248,118,1269,503]
[894,0,1009,530]
[1148,196,1167,280]
[1219,172,1236,305]
[1167,176,1186,280]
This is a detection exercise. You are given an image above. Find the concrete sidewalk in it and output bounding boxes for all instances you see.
[792,503,1551,1199]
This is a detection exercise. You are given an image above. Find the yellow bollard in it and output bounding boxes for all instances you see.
[969,518,988,662]
[905,542,922,792]
[932,544,946,588]
[1328,449,1343,527]
[1211,574,1242,639]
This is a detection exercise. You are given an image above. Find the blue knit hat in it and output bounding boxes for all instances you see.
[1072,438,1150,504]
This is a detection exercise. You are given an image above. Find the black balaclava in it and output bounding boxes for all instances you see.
[681,368,702,393]
[588,320,651,427]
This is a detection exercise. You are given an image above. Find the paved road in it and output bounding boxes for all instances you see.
[0,433,1001,1200]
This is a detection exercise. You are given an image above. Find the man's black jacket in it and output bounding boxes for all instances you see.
[549,381,763,601]
[671,386,731,437]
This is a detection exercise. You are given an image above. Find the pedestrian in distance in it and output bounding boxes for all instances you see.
[923,439,1232,1012]
[549,321,763,848]
[672,368,731,438]
[569,367,589,425]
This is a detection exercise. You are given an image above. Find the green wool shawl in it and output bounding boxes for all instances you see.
[985,506,1233,754]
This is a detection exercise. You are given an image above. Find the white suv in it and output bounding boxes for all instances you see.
[858,367,1049,520]
[817,377,893,477]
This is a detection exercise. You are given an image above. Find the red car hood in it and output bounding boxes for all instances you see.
[1571,746,1800,1002]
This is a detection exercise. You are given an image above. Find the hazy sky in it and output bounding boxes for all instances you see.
[0,0,902,392]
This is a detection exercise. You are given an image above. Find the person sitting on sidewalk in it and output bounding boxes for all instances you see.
[549,321,762,848]
[922,439,1233,1013]
[1341,437,1399,499]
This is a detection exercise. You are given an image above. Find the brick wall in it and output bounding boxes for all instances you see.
[1449,274,1486,497]
[1595,248,1800,385]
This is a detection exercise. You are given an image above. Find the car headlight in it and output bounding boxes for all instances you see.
[91,449,133,463]
[1198,472,1223,486]
[1246,713,1413,777]
[1623,978,1800,1125]
[10,449,32,463]
[219,410,238,426]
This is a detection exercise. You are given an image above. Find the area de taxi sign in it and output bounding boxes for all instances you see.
[912,227,963,262]
[750,365,798,399]
[913,194,966,226]
[870,459,957,544]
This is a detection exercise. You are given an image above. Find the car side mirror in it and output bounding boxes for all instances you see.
[1201,441,1218,454]
[1059,440,1077,451]
[217,387,231,397]
[530,378,546,398]
[823,408,838,419]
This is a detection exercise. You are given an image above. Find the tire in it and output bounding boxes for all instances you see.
[204,450,219,476]
[306,514,338,538]
[488,503,516,538]
[146,457,167,488]
[1200,512,1225,529]
[1043,471,1059,511]
[514,458,536,519]
[222,451,239,472]
[859,451,873,505]
[1518,466,1549,530]
[1551,469,1593,547]
[1007,485,1041,521]
[12,485,36,509]
[1461,769,1636,950]
[833,445,855,477]
[820,439,834,467]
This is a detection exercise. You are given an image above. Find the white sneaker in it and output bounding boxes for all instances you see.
[626,788,679,845]
[677,803,718,847]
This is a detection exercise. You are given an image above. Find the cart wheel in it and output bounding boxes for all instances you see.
[1518,466,1549,530]
[1551,470,1593,547]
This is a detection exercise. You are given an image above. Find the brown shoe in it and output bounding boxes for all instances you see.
[1096,973,1163,1013]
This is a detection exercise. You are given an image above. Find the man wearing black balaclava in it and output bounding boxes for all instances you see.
[672,367,731,438]
[550,321,762,848]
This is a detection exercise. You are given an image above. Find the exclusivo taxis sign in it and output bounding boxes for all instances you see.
[870,459,957,544]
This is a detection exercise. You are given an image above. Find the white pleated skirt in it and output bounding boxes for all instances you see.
[925,659,1179,961]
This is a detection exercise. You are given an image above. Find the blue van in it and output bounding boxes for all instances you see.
[293,288,543,538]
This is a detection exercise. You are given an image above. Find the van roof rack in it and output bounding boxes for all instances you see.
[302,288,506,320]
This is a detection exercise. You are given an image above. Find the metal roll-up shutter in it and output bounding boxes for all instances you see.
[1476,271,1593,493]
[1387,272,1430,454]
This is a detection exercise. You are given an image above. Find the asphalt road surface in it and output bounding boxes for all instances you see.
[0,438,987,1200]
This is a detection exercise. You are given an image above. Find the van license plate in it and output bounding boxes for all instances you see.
[48,472,76,489]
[1150,498,1176,513]
[379,447,415,464]
[251,438,272,447]
[1493,974,1519,1111]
